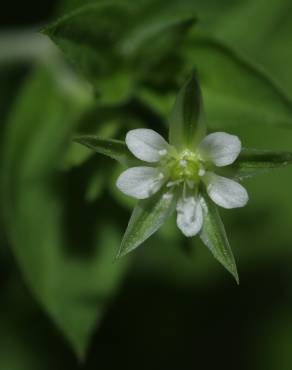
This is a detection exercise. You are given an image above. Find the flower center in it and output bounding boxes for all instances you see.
[167,150,205,188]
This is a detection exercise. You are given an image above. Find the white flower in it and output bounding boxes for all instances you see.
[117,128,248,237]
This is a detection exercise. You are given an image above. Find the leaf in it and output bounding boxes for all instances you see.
[117,189,177,258]
[199,192,239,283]
[43,2,133,103]
[74,135,137,167]
[1,65,128,359]
[184,35,292,129]
[169,73,206,151]
[44,3,197,102]
[230,148,292,180]
[122,14,196,89]
[210,0,292,97]
[121,15,195,56]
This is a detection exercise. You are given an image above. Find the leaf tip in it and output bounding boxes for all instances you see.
[225,260,239,284]
[115,247,128,260]
[233,270,240,285]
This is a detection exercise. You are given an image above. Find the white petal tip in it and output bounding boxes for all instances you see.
[176,196,203,237]
[199,132,242,167]
[126,128,169,163]
[205,173,249,209]
[116,166,165,199]
[162,192,174,201]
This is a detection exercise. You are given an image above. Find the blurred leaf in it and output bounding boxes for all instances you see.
[0,32,57,64]
[44,3,197,101]
[117,189,177,258]
[200,192,239,283]
[121,15,195,56]
[122,14,195,88]
[74,135,137,167]
[184,35,292,129]
[43,2,133,103]
[0,268,70,370]
[231,148,292,180]
[169,73,206,150]
[138,87,175,119]
[98,71,133,105]
[85,170,105,203]
[211,0,292,96]
[1,65,128,359]
[61,141,93,169]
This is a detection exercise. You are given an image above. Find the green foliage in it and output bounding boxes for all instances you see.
[43,2,133,103]
[44,3,195,104]
[1,65,128,359]
[183,35,292,129]
[44,0,292,132]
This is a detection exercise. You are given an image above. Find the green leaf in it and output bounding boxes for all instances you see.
[199,192,239,283]
[121,15,195,56]
[117,189,178,258]
[74,135,137,167]
[169,73,206,151]
[44,3,197,102]
[121,14,196,89]
[43,2,133,104]
[1,65,128,359]
[210,0,292,97]
[184,35,292,129]
[231,148,292,180]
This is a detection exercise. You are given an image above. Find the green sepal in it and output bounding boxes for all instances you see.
[117,189,178,258]
[231,148,292,180]
[74,135,138,167]
[199,192,239,284]
[169,73,206,151]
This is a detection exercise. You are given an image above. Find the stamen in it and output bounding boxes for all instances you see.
[180,159,187,168]
[163,192,173,200]
[167,179,183,188]
[146,172,165,196]
[199,168,206,177]
[158,149,167,156]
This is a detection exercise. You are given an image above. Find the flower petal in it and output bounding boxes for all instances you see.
[126,129,170,163]
[116,166,165,199]
[198,132,241,167]
[176,196,203,237]
[204,173,249,209]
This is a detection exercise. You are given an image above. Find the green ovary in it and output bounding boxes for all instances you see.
[168,156,201,184]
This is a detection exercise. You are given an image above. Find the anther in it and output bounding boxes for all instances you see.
[167,180,182,188]
[199,168,206,177]
[163,192,173,200]
[180,159,187,168]
[158,149,167,156]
